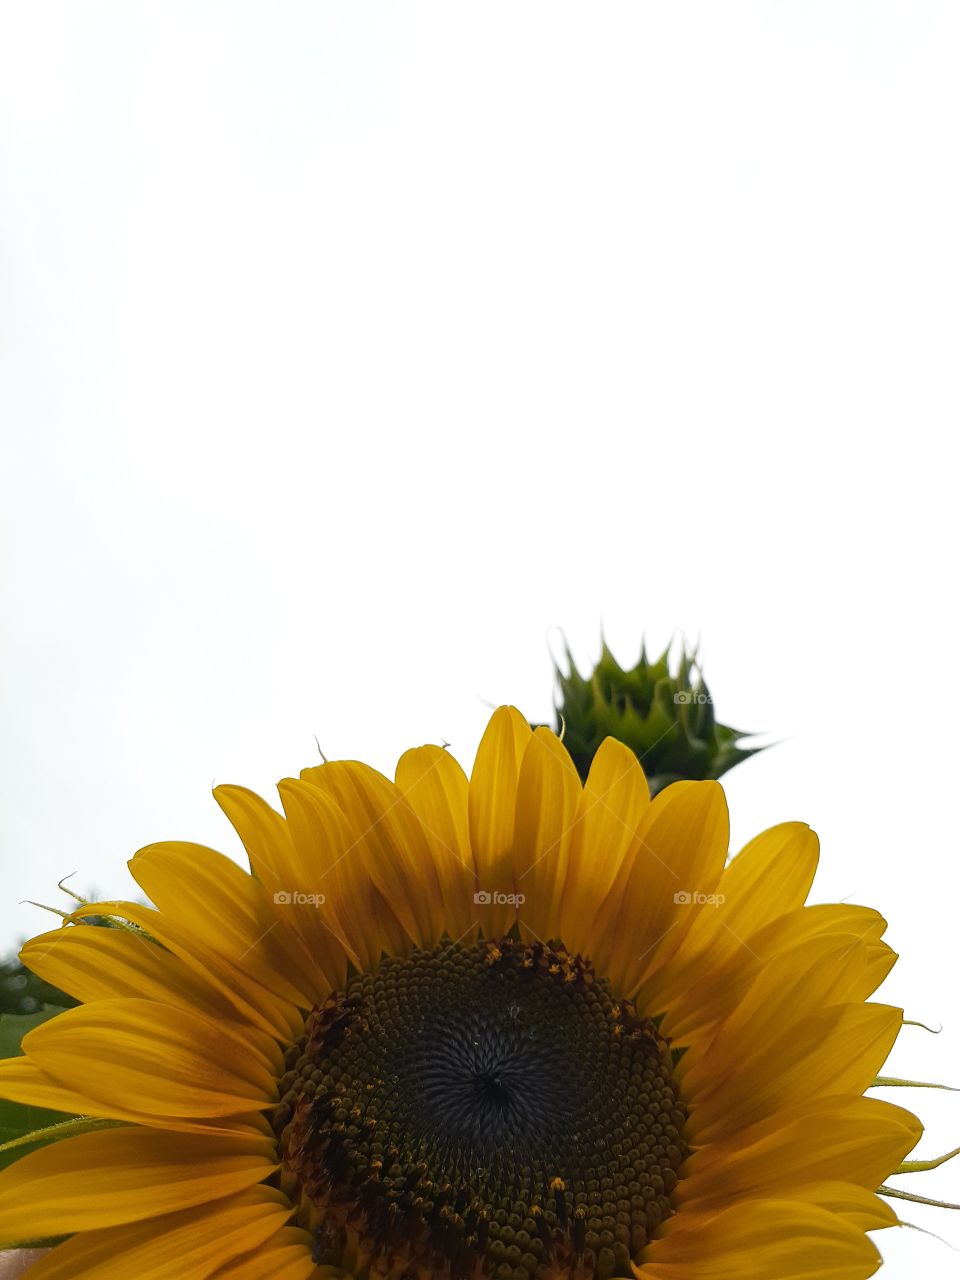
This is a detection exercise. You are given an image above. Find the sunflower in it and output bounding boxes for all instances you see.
[0,707,943,1278]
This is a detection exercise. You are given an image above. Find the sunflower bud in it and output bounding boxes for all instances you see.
[547,639,763,794]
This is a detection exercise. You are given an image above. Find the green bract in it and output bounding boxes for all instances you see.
[548,640,763,794]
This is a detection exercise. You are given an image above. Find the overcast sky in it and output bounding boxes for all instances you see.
[2,4,959,1267]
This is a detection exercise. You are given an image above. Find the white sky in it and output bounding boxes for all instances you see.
[1,4,959,1267]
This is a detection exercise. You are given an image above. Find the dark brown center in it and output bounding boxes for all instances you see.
[273,937,688,1280]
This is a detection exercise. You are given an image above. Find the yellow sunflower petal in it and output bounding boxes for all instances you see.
[213,783,296,885]
[278,777,408,971]
[591,780,728,993]
[638,821,819,1013]
[129,842,326,1008]
[513,729,582,940]
[0,1058,269,1138]
[557,737,650,954]
[749,904,889,962]
[19,927,238,1023]
[715,820,820,919]
[69,901,303,1043]
[468,706,532,896]
[635,1197,881,1280]
[681,933,876,1097]
[214,783,348,972]
[689,1003,904,1143]
[210,1226,319,1278]
[297,761,442,950]
[22,999,280,1118]
[678,1095,922,1209]
[0,1057,167,1130]
[21,1187,293,1280]
[789,1182,899,1232]
[654,903,893,1050]
[0,1127,276,1243]
[395,745,478,942]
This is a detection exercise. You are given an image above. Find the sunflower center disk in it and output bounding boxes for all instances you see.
[274,938,688,1280]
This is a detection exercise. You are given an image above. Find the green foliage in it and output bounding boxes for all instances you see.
[1,957,78,1017]
[549,638,764,793]
[0,1008,77,1173]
